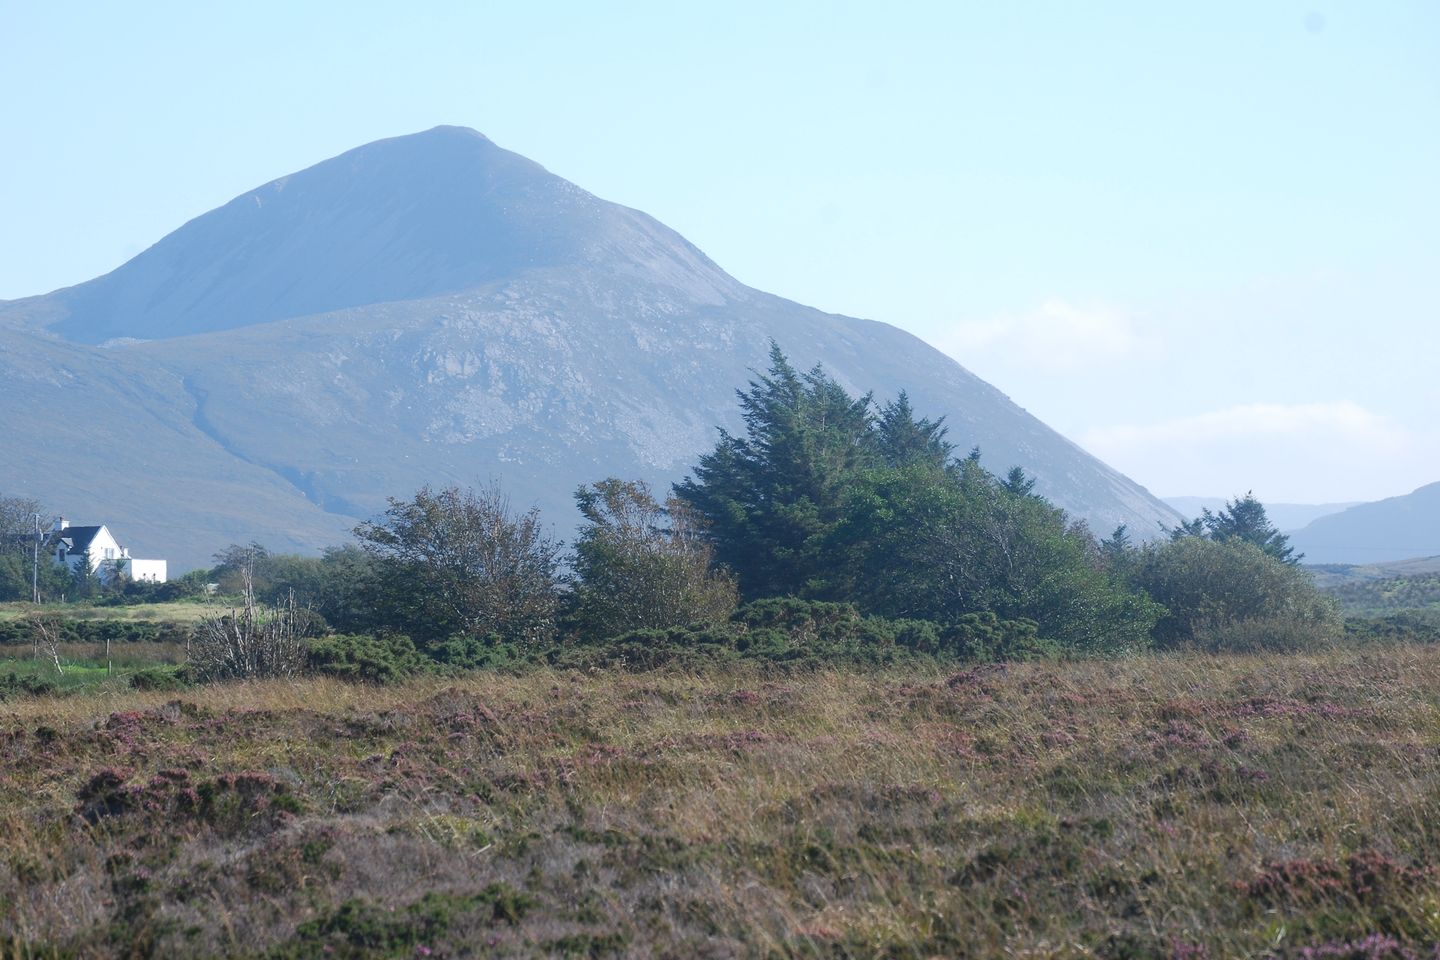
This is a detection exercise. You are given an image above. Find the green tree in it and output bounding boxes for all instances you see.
[0,496,48,602]
[355,484,563,649]
[211,542,272,596]
[69,549,99,601]
[833,457,1160,653]
[875,391,952,468]
[1133,537,1336,650]
[1001,465,1038,498]
[1201,492,1300,564]
[568,479,738,640]
[1099,524,1136,574]
[674,344,878,599]
[1165,493,1299,564]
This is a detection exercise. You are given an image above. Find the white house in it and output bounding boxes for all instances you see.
[49,517,167,584]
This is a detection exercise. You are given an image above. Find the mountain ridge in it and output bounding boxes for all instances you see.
[1290,482,1440,565]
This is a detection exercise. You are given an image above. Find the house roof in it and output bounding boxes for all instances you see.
[56,525,105,553]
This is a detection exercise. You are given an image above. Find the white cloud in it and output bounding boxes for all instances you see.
[1083,402,1411,450]
[1080,402,1433,502]
[940,299,1160,371]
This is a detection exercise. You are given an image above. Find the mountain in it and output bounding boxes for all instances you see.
[1163,496,1362,533]
[1289,482,1440,565]
[0,126,1181,570]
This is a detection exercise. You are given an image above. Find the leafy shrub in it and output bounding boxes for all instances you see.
[556,599,1054,671]
[0,671,59,700]
[1343,610,1440,645]
[1191,614,1341,654]
[356,484,563,649]
[1133,538,1340,650]
[128,666,190,691]
[429,634,533,673]
[0,618,191,646]
[306,633,428,684]
[567,478,738,640]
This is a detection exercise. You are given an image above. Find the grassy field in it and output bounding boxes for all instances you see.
[2,646,1439,958]
[0,601,214,624]
[0,642,187,695]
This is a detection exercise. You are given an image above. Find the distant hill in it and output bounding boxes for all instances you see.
[1164,496,1361,533]
[1319,569,1440,612]
[1307,555,1440,591]
[1289,482,1440,565]
[0,126,1181,570]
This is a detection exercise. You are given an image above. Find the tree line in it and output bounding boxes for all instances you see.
[2,345,1339,676]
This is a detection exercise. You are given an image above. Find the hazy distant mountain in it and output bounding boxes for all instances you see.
[0,126,1181,570]
[1289,482,1440,565]
[1163,496,1361,533]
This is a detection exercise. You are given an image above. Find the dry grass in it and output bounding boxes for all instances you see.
[2,646,1440,958]
[0,602,213,624]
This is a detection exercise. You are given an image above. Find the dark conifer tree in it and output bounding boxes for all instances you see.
[1202,492,1301,564]
[875,391,953,469]
[674,343,877,599]
[1002,466,1038,498]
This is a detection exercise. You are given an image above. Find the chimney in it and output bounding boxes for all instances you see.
[52,516,69,532]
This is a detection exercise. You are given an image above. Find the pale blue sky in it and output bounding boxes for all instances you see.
[2,2,1436,503]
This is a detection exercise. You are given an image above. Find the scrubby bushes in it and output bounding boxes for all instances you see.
[128,666,190,691]
[556,598,1053,671]
[1343,609,1440,645]
[567,479,738,638]
[1132,537,1341,651]
[188,591,316,682]
[355,484,563,650]
[0,671,58,700]
[0,618,191,646]
[306,633,429,684]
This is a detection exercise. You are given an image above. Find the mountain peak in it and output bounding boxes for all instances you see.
[43,128,733,343]
[415,124,491,140]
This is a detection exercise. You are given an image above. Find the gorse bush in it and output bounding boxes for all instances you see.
[0,618,191,646]
[127,666,190,692]
[0,671,59,700]
[556,598,1051,671]
[306,633,429,684]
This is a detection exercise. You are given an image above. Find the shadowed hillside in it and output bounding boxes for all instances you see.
[1291,482,1440,564]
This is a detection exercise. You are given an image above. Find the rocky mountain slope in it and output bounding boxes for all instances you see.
[0,126,1180,570]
